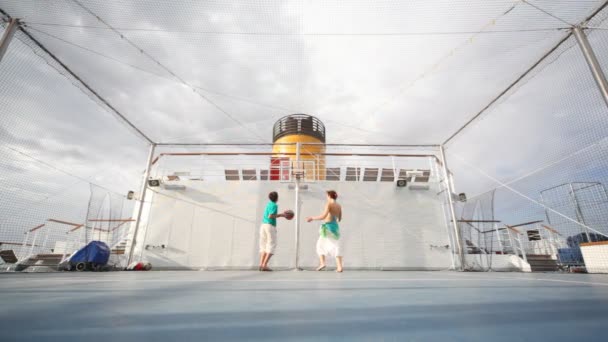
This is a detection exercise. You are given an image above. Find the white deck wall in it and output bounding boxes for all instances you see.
[131,180,454,270]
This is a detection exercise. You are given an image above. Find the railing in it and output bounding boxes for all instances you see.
[149,145,443,183]
[456,220,533,271]
[14,217,134,267]
[502,226,528,265]
[502,221,566,258]
[19,223,52,262]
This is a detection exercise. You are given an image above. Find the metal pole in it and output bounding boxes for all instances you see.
[442,32,572,145]
[439,145,465,270]
[42,226,50,253]
[568,183,592,243]
[391,156,397,182]
[127,143,156,265]
[518,233,528,265]
[574,26,608,108]
[21,231,29,261]
[539,192,554,227]
[294,142,301,270]
[494,223,504,254]
[29,231,38,257]
[0,18,19,63]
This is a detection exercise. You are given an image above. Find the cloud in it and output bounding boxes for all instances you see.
[1,0,607,235]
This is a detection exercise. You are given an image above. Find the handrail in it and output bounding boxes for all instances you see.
[456,220,501,223]
[28,224,45,233]
[541,224,562,236]
[460,221,498,235]
[48,219,81,226]
[151,152,442,166]
[83,219,134,233]
[505,225,522,234]
[88,218,134,222]
[462,221,482,234]
[508,220,543,229]
[67,224,84,233]
[111,220,133,232]
[0,241,43,248]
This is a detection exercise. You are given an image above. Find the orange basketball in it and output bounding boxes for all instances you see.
[284,210,295,220]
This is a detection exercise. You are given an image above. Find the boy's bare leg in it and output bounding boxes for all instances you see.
[317,255,326,271]
[336,256,343,272]
[262,253,273,270]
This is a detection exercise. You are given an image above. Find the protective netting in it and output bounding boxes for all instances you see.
[1,0,603,144]
[446,15,608,271]
[0,19,148,269]
[135,148,453,270]
[2,1,608,272]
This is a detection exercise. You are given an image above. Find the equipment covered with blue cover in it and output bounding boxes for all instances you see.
[69,241,110,271]
[558,247,584,266]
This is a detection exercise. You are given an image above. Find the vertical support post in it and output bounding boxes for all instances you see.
[539,192,554,228]
[29,231,38,257]
[61,231,70,264]
[0,18,19,63]
[391,156,397,182]
[439,145,465,270]
[568,183,592,243]
[574,27,608,108]
[517,233,528,265]
[127,143,156,265]
[506,228,515,255]
[294,142,301,270]
[21,231,29,260]
[42,226,50,252]
[494,223,504,254]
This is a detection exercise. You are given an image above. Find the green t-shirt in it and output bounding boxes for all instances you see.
[262,201,278,226]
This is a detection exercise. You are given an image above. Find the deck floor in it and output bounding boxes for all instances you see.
[1,270,608,341]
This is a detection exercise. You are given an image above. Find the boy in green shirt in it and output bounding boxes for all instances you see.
[259,191,286,271]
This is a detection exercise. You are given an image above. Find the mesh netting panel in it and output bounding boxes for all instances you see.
[3,1,608,273]
[0,20,147,266]
[134,146,453,270]
[445,28,608,271]
[1,1,603,143]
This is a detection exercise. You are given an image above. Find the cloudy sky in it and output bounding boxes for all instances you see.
[1,0,608,237]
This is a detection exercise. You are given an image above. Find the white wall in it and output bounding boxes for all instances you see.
[581,243,608,273]
[132,180,453,270]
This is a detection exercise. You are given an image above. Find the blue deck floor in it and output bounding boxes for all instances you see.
[1,271,607,341]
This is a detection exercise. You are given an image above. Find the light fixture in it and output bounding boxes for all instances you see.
[148,179,160,187]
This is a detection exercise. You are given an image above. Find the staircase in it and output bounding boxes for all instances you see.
[526,254,559,272]
[111,240,127,255]
[15,253,65,271]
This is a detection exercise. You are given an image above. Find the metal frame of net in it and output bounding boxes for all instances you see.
[1,1,608,272]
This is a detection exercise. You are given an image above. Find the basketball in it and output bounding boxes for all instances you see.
[284,210,295,220]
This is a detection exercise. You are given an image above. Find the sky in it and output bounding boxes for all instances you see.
[1,0,608,239]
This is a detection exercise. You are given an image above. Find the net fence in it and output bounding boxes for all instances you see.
[134,145,453,270]
[0,17,149,270]
[445,9,608,272]
[1,1,608,272]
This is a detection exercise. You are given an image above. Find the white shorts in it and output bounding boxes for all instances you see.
[316,235,342,258]
[259,224,277,254]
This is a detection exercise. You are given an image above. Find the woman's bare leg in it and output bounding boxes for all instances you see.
[317,255,326,271]
[259,253,266,270]
[336,256,343,272]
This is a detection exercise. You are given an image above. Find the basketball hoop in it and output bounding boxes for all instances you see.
[292,170,305,181]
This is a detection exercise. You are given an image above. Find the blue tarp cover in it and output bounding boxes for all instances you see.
[69,241,110,265]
